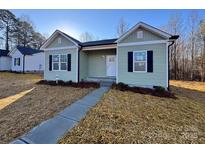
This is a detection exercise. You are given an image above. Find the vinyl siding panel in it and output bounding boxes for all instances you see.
[120,28,165,43]
[87,49,116,77]
[24,52,45,71]
[117,43,167,88]
[44,48,78,82]
[0,56,11,71]
[47,34,75,48]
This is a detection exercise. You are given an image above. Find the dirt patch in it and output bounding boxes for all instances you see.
[59,82,205,144]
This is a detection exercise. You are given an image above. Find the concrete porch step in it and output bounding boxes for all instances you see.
[100,81,114,87]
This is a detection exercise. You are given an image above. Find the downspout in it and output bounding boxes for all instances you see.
[168,41,175,90]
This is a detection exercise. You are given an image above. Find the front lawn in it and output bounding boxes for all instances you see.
[0,73,93,143]
[59,80,205,144]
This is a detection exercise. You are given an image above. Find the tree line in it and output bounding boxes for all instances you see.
[0,9,46,50]
[164,12,205,82]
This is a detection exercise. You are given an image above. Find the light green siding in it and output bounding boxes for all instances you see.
[120,28,165,43]
[86,49,116,77]
[79,51,88,81]
[47,34,75,48]
[44,48,78,82]
[117,43,167,88]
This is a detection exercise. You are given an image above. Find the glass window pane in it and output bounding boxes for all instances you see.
[60,63,67,70]
[53,55,59,62]
[134,62,145,71]
[53,63,59,70]
[134,52,146,61]
[60,55,67,62]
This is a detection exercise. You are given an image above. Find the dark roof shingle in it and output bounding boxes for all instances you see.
[17,46,43,55]
[82,38,117,47]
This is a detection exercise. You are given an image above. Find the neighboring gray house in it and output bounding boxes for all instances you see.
[9,46,45,72]
[40,22,178,89]
[0,49,11,71]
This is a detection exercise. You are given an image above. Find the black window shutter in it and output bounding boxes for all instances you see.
[49,55,52,71]
[19,58,20,66]
[67,54,71,71]
[147,50,153,72]
[14,58,16,66]
[128,52,133,72]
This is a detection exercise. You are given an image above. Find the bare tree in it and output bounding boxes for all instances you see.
[199,20,205,81]
[189,11,199,80]
[0,9,17,50]
[79,32,95,42]
[166,13,184,80]
[117,17,128,37]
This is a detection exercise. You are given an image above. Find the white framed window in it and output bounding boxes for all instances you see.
[137,31,143,39]
[14,58,20,66]
[52,54,67,71]
[133,51,147,72]
[58,37,62,44]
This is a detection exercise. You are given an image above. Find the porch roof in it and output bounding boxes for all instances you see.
[82,38,117,47]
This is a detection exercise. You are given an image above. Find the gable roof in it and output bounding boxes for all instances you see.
[0,49,10,57]
[116,22,173,43]
[82,38,117,47]
[40,30,80,49]
[16,46,43,55]
[61,31,82,45]
[40,21,178,50]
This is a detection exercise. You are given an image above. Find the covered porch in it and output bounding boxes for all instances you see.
[79,44,117,85]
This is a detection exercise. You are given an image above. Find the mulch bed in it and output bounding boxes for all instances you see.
[36,80,100,88]
[111,82,176,98]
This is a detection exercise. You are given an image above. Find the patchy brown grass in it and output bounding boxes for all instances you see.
[171,80,205,92]
[0,72,42,99]
[59,80,205,144]
[0,72,93,143]
[170,80,205,105]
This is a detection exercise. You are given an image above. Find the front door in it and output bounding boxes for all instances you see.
[106,55,116,76]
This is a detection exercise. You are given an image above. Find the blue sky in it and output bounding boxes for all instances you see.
[10,9,205,40]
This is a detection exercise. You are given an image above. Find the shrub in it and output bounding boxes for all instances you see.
[153,86,166,92]
[36,80,100,88]
[111,83,176,99]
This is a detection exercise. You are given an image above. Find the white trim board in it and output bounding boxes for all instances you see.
[117,40,168,47]
[43,46,77,51]
[133,50,147,73]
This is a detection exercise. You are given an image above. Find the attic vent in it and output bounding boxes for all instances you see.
[58,37,62,44]
[137,31,143,39]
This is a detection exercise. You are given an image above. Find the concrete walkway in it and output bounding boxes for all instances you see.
[11,87,109,144]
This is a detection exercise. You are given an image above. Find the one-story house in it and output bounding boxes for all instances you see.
[9,46,45,72]
[40,22,178,89]
[0,49,11,71]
